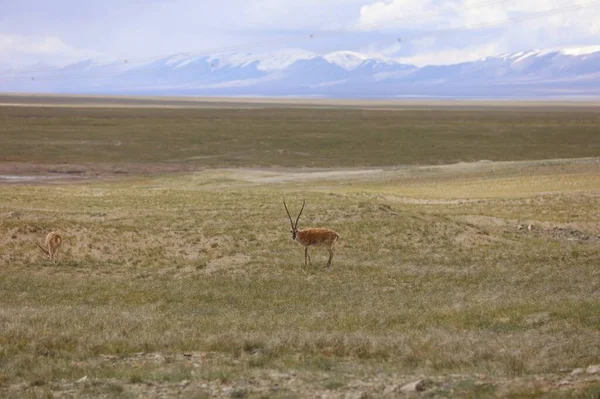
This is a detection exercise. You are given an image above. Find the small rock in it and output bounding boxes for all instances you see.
[571,368,584,376]
[400,379,427,393]
[76,376,88,384]
[527,224,535,231]
[180,380,190,388]
[383,385,399,395]
[517,224,526,231]
[586,365,600,374]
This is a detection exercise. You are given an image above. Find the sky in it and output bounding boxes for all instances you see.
[1,0,600,68]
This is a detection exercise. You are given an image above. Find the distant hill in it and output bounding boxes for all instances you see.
[2,46,600,98]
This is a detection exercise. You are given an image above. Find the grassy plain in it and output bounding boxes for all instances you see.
[1,104,600,169]
[0,100,599,397]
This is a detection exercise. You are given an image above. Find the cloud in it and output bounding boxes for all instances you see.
[353,0,600,64]
[357,0,438,31]
[396,42,504,66]
[356,0,600,32]
[0,34,98,67]
[2,0,600,69]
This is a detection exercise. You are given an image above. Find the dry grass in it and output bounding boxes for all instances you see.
[1,103,599,397]
[1,158,599,397]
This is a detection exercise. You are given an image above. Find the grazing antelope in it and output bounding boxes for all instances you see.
[36,231,63,263]
[284,199,339,268]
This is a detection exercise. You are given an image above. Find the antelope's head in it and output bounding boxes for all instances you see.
[36,243,50,259]
[284,198,305,240]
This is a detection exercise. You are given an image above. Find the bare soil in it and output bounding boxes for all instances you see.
[0,162,204,184]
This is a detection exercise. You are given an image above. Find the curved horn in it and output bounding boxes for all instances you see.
[283,198,295,230]
[36,242,49,255]
[294,199,305,229]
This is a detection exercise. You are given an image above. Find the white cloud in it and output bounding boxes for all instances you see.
[356,0,600,33]
[2,0,600,69]
[353,0,600,64]
[357,0,432,31]
[0,34,98,67]
[561,44,600,55]
[360,41,404,59]
[396,42,504,66]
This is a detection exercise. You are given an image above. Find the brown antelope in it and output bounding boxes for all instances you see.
[284,199,339,268]
[36,231,63,263]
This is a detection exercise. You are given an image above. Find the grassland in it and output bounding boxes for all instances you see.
[1,104,600,170]
[0,100,599,397]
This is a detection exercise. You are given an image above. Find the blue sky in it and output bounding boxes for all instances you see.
[1,0,600,68]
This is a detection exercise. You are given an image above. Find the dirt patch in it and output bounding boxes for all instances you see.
[381,195,480,205]
[228,168,386,183]
[0,174,90,185]
[0,162,205,185]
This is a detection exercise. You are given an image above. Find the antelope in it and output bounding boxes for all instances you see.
[284,199,339,268]
[36,231,63,263]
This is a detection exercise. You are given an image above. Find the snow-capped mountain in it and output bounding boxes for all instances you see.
[2,47,600,97]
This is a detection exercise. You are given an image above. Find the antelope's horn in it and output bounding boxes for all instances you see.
[283,198,295,230]
[295,199,305,229]
[36,243,49,255]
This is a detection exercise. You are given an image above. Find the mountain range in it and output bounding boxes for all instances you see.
[2,46,600,98]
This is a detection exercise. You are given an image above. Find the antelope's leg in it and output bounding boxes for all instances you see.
[304,247,308,268]
[55,248,59,263]
[326,248,334,268]
[307,248,312,265]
